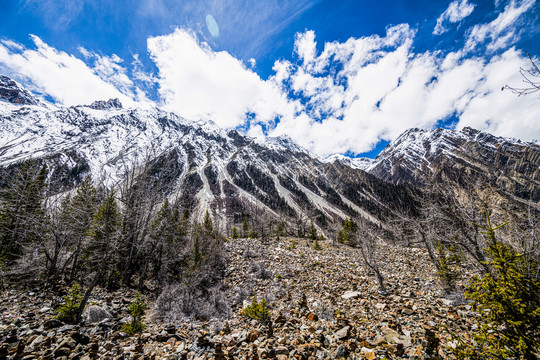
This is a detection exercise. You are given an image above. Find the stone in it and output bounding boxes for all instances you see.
[341,291,362,300]
[53,347,72,357]
[44,319,63,329]
[83,306,112,324]
[361,347,376,360]
[247,329,260,343]
[306,313,318,322]
[27,335,45,351]
[333,326,350,341]
[335,344,349,358]
[56,336,77,350]
[165,324,176,334]
[275,345,288,355]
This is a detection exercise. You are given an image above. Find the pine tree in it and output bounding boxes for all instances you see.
[0,161,48,263]
[453,206,540,359]
[203,210,213,234]
[435,241,461,293]
[85,192,120,275]
[65,176,98,281]
[308,219,317,240]
[76,191,120,322]
[338,217,357,244]
[192,235,202,265]
[231,226,238,239]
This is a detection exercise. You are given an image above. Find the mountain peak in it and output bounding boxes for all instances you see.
[86,98,123,110]
[0,75,40,106]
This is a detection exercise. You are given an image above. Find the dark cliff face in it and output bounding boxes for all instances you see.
[368,127,540,203]
[0,75,40,106]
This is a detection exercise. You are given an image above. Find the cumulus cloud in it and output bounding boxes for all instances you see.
[147,28,298,128]
[433,0,476,35]
[0,1,537,158]
[0,36,140,106]
[464,0,535,52]
[267,23,539,156]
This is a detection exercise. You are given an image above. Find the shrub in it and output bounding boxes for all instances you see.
[435,241,461,293]
[313,239,322,251]
[122,293,146,336]
[55,283,82,323]
[244,297,271,322]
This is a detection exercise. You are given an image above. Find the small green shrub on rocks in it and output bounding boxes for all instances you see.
[244,297,271,322]
[55,283,82,324]
[122,293,147,335]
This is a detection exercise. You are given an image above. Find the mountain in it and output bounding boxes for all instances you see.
[363,127,540,203]
[0,75,41,106]
[1,75,538,234]
[0,76,418,234]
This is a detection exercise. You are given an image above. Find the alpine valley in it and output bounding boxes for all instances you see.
[1,74,540,359]
[1,75,538,235]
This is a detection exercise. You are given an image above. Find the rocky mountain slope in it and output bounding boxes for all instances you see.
[0,236,475,360]
[360,127,540,203]
[0,76,416,233]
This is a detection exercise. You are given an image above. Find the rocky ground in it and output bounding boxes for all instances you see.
[0,237,478,359]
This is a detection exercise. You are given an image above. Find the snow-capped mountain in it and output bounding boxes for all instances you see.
[366,127,540,202]
[0,76,418,232]
[2,75,537,232]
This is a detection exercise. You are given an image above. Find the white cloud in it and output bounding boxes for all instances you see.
[267,24,539,156]
[464,0,535,52]
[0,36,141,106]
[434,0,476,35]
[294,30,317,68]
[147,28,298,128]
[457,49,540,140]
[0,1,537,158]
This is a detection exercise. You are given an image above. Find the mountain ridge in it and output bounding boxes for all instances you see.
[0,75,538,234]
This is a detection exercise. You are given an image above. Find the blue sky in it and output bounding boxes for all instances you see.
[0,0,539,158]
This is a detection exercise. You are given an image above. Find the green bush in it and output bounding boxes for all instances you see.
[313,239,322,251]
[55,283,82,323]
[244,297,271,322]
[121,293,147,336]
[452,207,540,360]
[435,242,461,292]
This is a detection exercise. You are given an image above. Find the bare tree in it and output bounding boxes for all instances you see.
[354,216,387,295]
[503,52,540,96]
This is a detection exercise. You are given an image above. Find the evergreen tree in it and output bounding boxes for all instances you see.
[453,207,540,359]
[308,219,317,240]
[85,192,120,274]
[203,210,213,234]
[231,226,238,239]
[65,176,98,281]
[435,241,461,293]
[338,217,357,244]
[192,234,202,264]
[76,191,120,322]
[0,161,48,263]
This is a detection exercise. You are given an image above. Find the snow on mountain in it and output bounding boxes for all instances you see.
[2,75,536,231]
[0,75,42,106]
[320,154,374,171]
[367,126,540,202]
[0,76,420,232]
